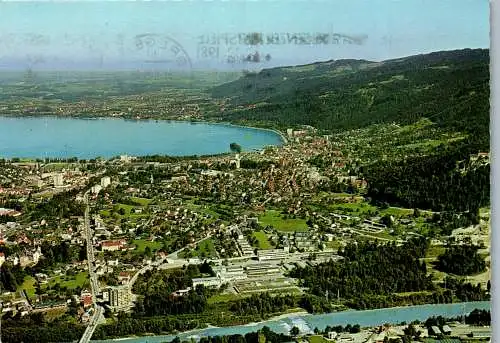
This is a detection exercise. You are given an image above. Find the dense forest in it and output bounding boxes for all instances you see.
[363,139,490,213]
[192,326,292,343]
[436,244,486,275]
[133,264,217,316]
[2,314,85,343]
[210,49,490,213]
[289,238,489,309]
[210,49,489,145]
[0,263,28,292]
[28,189,85,220]
[290,238,433,299]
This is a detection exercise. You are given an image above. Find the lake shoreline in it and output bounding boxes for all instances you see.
[0,114,289,145]
[0,115,286,160]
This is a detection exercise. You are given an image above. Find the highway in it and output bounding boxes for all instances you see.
[79,190,103,343]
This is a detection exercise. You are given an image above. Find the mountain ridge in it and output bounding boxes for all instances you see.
[208,48,489,150]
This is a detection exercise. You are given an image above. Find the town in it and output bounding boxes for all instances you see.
[0,124,491,342]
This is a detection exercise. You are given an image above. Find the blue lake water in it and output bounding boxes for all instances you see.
[0,117,284,159]
[91,301,490,343]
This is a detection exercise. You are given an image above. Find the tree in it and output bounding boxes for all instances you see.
[413,208,421,218]
[290,326,300,336]
[229,143,242,154]
[144,246,152,258]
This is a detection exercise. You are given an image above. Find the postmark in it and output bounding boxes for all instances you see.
[134,33,192,72]
[196,32,368,65]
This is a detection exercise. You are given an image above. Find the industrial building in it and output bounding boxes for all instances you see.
[192,276,222,288]
[257,248,289,261]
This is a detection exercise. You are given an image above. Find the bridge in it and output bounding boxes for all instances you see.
[79,305,104,343]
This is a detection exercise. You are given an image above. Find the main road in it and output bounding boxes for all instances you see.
[79,190,104,343]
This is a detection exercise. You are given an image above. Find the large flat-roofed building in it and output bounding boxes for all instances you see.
[214,265,247,282]
[246,263,281,277]
[257,248,289,261]
[108,286,131,311]
[192,276,222,288]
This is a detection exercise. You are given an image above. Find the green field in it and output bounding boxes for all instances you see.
[207,293,250,304]
[381,207,414,217]
[130,197,152,206]
[196,239,216,258]
[426,245,446,258]
[252,230,272,249]
[179,238,216,259]
[259,210,308,232]
[330,202,377,215]
[101,203,149,219]
[46,271,89,290]
[20,276,37,298]
[308,335,329,343]
[133,239,163,253]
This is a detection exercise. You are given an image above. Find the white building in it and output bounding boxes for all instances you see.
[257,248,289,261]
[101,176,111,188]
[192,276,222,288]
[235,154,241,169]
[215,265,247,282]
[91,184,102,194]
[108,286,132,311]
[53,173,64,187]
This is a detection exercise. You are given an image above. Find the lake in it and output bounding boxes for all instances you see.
[91,301,490,343]
[0,116,284,159]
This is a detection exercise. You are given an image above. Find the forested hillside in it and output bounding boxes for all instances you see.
[210,49,490,213]
[210,49,489,148]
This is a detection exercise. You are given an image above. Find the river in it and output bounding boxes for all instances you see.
[0,116,284,159]
[91,301,490,343]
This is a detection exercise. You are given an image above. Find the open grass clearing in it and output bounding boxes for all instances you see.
[309,335,329,343]
[426,245,446,258]
[133,239,163,253]
[259,210,308,232]
[20,276,37,299]
[252,230,272,249]
[130,197,152,206]
[381,207,414,217]
[46,271,89,290]
[329,202,377,216]
[207,293,251,305]
[196,238,217,258]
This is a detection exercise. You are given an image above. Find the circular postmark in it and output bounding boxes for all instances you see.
[133,33,192,74]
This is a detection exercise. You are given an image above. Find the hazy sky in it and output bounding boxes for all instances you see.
[0,0,489,70]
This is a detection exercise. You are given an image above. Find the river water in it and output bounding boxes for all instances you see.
[0,116,284,159]
[91,301,490,343]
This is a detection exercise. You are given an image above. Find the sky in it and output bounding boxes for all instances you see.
[0,0,490,71]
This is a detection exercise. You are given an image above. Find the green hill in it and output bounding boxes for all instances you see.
[210,49,489,149]
[210,49,490,214]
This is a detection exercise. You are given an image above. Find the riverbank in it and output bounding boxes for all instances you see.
[91,301,491,343]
